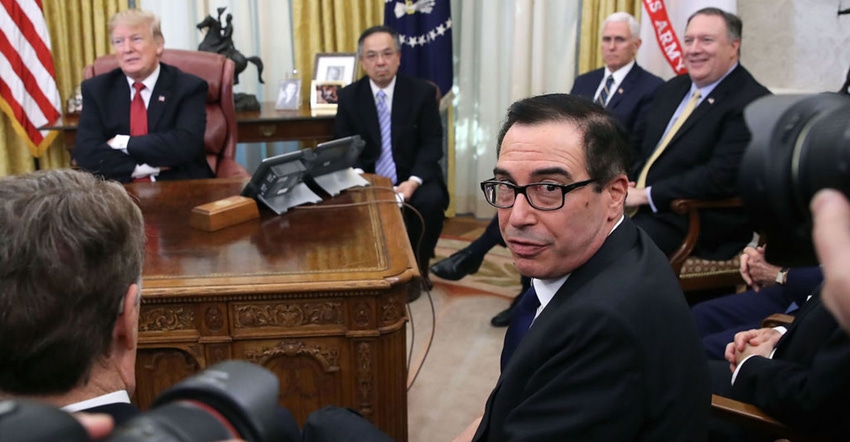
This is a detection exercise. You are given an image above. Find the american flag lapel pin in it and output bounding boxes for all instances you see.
[158,95,165,102]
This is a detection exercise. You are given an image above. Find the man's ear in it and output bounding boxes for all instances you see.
[114,283,140,352]
[606,174,629,215]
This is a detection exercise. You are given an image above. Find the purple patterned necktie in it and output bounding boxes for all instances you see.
[374,90,397,184]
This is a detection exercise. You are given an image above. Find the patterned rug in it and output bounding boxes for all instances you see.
[430,238,523,298]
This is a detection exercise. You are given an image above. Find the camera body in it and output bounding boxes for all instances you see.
[0,360,288,442]
[739,92,850,267]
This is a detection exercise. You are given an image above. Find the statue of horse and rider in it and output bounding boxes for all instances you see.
[197,7,264,86]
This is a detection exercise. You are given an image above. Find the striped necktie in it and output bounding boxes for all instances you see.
[595,75,614,107]
[374,90,397,184]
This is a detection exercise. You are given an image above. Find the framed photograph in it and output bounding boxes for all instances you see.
[275,79,302,110]
[310,80,345,115]
[313,53,357,85]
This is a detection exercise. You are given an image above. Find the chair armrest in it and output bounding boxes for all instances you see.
[711,394,790,435]
[761,313,795,328]
[668,197,744,274]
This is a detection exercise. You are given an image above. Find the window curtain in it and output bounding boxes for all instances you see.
[0,0,125,176]
[452,0,580,218]
[577,0,643,74]
[291,0,381,109]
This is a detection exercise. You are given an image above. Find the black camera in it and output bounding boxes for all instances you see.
[0,360,289,442]
[739,92,850,267]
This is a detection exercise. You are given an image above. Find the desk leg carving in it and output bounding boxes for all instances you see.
[356,341,375,417]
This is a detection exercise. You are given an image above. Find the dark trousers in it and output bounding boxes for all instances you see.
[405,179,448,277]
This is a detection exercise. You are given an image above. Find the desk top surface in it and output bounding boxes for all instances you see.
[129,177,416,298]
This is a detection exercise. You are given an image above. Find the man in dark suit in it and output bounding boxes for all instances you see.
[712,292,850,441]
[334,25,449,292]
[627,7,771,258]
[74,9,212,183]
[453,94,710,441]
[432,11,663,326]
[570,11,663,133]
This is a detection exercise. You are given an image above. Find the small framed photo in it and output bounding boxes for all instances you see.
[275,79,302,110]
[310,80,345,115]
[313,53,357,85]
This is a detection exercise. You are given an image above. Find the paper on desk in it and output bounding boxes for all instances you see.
[311,168,371,196]
[258,182,322,215]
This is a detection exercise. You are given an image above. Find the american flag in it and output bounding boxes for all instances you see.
[0,0,61,157]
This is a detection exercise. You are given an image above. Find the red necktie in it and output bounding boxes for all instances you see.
[130,82,148,136]
[130,82,152,182]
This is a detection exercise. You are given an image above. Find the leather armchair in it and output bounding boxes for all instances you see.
[668,197,749,295]
[84,49,249,178]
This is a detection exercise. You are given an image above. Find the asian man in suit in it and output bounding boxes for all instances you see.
[334,25,449,294]
[74,9,213,183]
[453,94,710,441]
[626,7,771,258]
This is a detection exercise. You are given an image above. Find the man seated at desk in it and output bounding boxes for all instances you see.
[333,25,449,292]
[73,9,213,183]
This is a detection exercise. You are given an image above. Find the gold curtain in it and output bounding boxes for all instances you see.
[0,0,125,177]
[577,0,643,75]
[291,0,382,107]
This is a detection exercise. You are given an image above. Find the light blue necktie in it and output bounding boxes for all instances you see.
[595,75,614,107]
[374,90,397,184]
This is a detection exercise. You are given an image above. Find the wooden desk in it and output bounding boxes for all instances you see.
[129,176,416,441]
[43,102,335,146]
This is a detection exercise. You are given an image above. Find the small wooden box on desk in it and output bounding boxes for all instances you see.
[126,176,417,442]
[189,195,259,232]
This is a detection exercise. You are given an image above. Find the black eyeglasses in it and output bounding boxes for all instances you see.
[480,179,596,211]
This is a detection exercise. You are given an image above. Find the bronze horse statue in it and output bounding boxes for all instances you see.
[197,10,264,85]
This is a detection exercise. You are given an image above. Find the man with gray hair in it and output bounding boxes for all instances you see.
[0,169,146,424]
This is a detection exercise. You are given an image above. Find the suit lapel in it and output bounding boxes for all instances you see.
[607,66,636,110]
[110,73,132,132]
[147,63,172,130]
[358,79,382,157]
[390,75,411,153]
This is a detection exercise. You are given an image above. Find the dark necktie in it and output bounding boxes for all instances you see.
[595,75,614,107]
[130,82,147,136]
[500,285,540,371]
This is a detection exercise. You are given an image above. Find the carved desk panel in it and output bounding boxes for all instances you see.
[127,177,417,441]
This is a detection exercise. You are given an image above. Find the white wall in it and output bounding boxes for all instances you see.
[739,0,850,93]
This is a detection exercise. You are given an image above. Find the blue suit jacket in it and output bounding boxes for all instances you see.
[570,63,663,135]
[73,62,213,183]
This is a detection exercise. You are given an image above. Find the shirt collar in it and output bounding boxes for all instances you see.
[604,59,636,86]
[125,63,161,92]
[61,390,131,413]
[369,76,397,104]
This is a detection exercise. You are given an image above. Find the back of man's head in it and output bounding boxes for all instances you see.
[496,94,630,192]
[0,169,145,397]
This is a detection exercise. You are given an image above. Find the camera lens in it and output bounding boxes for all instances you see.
[739,93,850,266]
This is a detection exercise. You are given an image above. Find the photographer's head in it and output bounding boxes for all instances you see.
[489,94,629,279]
[0,169,145,405]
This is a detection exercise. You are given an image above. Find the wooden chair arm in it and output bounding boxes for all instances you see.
[761,313,795,328]
[668,197,744,274]
[711,394,834,442]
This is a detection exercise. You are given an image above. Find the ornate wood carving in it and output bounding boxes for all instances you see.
[139,307,195,332]
[204,306,224,331]
[245,340,340,372]
[357,341,374,416]
[234,302,343,328]
[381,296,404,324]
[353,300,371,327]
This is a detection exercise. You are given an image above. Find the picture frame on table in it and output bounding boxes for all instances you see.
[275,78,302,110]
[310,80,345,116]
[313,53,357,85]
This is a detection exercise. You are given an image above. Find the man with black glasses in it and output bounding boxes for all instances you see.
[453,94,710,441]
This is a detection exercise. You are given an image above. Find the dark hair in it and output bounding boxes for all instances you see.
[496,94,630,191]
[687,7,742,42]
[357,25,401,57]
[0,169,145,396]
